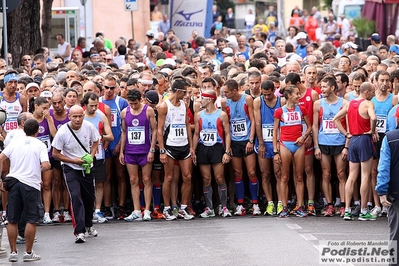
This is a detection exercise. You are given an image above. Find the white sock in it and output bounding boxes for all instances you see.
[323,198,328,205]
[367,202,373,207]
[44,212,50,217]
[354,201,360,206]
[180,204,187,211]
[95,209,100,213]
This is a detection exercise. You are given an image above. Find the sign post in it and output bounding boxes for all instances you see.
[125,0,138,11]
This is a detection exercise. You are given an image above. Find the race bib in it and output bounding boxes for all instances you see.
[38,135,51,153]
[4,118,18,132]
[376,116,387,133]
[323,119,339,134]
[283,111,301,126]
[111,109,117,127]
[262,124,273,142]
[200,129,217,146]
[170,124,186,141]
[128,126,145,145]
[231,118,248,137]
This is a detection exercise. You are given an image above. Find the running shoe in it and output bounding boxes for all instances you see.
[187,206,196,216]
[86,227,98,237]
[75,233,85,243]
[381,206,388,217]
[0,214,8,226]
[252,204,261,216]
[116,206,126,220]
[352,204,361,216]
[124,211,143,222]
[151,208,163,219]
[200,207,215,218]
[279,206,289,218]
[234,205,247,216]
[143,210,152,221]
[307,204,316,216]
[178,208,195,220]
[264,202,275,216]
[343,212,354,220]
[52,211,62,223]
[370,206,382,217]
[9,251,18,262]
[93,211,108,223]
[218,204,223,216]
[339,207,345,217]
[358,212,377,221]
[222,207,232,217]
[17,236,37,245]
[43,214,52,224]
[63,211,72,222]
[23,251,41,262]
[296,206,308,218]
[163,208,177,221]
[324,205,335,217]
[276,202,283,215]
[172,207,179,218]
[290,205,299,215]
[103,208,113,220]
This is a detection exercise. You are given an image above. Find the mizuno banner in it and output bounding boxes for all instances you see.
[170,0,213,41]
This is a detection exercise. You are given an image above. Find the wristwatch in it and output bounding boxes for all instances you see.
[159,149,166,154]
[149,148,156,153]
[273,151,280,155]
[225,151,232,156]
[248,139,254,144]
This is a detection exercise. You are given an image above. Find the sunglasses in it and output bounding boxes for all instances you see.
[104,85,116,90]
[23,58,31,61]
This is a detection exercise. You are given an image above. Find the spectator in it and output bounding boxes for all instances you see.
[245,9,256,39]
[266,5,278,27]
[225,8,235,29]
[151,5,163,21]
[158,14,170,36]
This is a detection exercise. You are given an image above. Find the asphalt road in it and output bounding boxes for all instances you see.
[0,214,391,266]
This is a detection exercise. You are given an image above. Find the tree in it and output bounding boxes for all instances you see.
[42,0,54,48]
[6,0,41,68]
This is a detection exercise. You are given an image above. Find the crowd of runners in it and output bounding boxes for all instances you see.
[0,8,398,235]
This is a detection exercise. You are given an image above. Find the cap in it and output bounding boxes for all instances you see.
[294,32,307,40]
[342,42,358,50]
[390,44,399,54]
[288,53,302,63]
[33,76,43,85]
[145,90,159,104]
[26,82,39,91]
[146,30,154,38]
[222,47,234,54]
[40,91,53,98]
[163,58,176,66]
[160,68,173,76]
[70,80,83,88]
[156,59,165,67]
[371,33,380,42]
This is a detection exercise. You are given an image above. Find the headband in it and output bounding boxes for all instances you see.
[139,79,153,85]
[201,92,217,99]
[90,53,100,58]
[4,73,18,83]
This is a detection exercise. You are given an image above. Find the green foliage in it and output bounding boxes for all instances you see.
[352,17,376,38]
[322,0,333,10]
